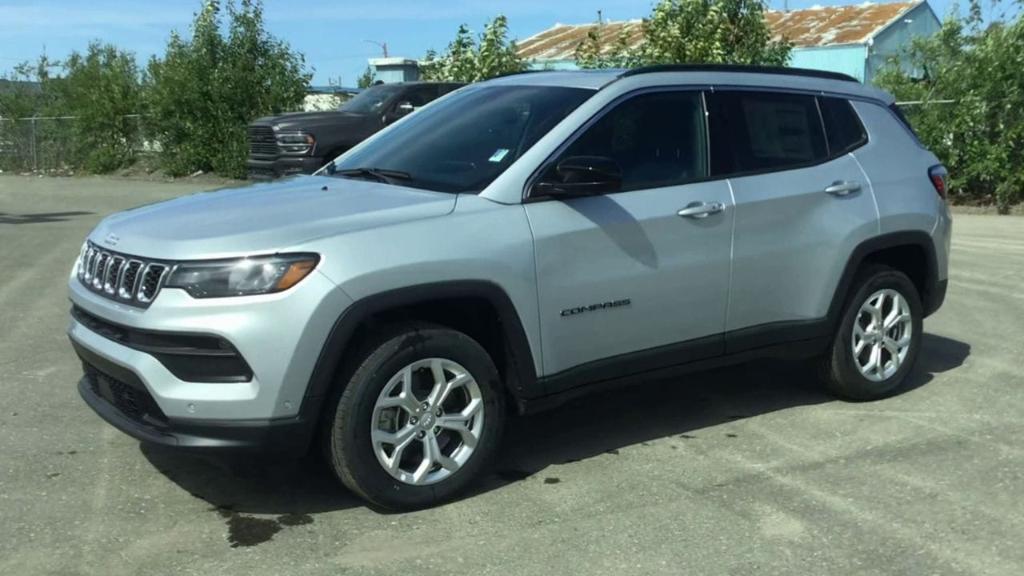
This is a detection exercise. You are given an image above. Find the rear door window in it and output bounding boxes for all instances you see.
[708,90,827,176]
[819,97,867,156]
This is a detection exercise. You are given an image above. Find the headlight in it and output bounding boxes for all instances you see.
[164,254,319,298]
[275,131,315,155]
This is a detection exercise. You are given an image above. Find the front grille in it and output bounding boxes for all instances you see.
[84,362,168,425]
[77,242,170,307]
[247,125,279,156]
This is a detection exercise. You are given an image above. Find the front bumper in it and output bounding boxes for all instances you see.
[76,341,319,452]
[68,269,348,422]
[246,155,323,180]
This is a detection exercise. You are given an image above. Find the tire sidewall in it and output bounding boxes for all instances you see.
[329,327,504,509]
[833,268,924,399]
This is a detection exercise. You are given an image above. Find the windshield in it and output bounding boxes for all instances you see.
[332,85,594,193]
[339,84,403,114]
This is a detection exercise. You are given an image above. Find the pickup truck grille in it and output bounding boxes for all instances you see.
[247,125,278,156]
[77,242,169,307]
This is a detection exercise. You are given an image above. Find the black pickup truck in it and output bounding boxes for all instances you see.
[246,81,463,180]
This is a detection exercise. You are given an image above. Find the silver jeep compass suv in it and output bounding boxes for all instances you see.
[68,66,951,509]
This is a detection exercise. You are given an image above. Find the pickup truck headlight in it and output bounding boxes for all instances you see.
[165,254,319,298]
[275,131,315,155]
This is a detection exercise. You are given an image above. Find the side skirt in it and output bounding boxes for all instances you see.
[523,321,831,415]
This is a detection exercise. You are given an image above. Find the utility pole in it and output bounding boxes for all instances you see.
[364,40,388,58]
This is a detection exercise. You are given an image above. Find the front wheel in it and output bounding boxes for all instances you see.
[323,323,505,510]
[820,265,923,400]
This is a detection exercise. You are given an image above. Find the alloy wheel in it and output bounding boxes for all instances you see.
[370,358,484,485]
[851,288,913,382]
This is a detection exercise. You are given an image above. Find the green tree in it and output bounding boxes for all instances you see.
[57,43,143,172]
[476,16,525,79]
[0,56,61,119]
[420,16,524,82]
[875,0,1024,211]
[356,66,376,89]
[145,0,310,178]
[1,50,142,173]
[574,20,637,69]
[0,59,60,173]
[575,0,790,69]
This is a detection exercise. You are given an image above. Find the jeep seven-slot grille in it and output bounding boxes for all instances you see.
[247,125,278,156]
[78,241,169,307]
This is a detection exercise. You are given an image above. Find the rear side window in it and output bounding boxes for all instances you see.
[819,97,867,155]
[888,103,924,146]
[708,90,827,176]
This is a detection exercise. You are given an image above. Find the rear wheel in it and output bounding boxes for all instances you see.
[323,323,505,509]
[820,265,923,400]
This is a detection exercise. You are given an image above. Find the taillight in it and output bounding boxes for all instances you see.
[929,165,948,199]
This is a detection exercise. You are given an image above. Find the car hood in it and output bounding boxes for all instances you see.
[252,111,369,131]
[90,176,457,260]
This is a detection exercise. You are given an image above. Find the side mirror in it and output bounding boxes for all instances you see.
[534,156,622,197]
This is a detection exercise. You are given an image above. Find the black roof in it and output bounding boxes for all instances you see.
[619,64,858,83]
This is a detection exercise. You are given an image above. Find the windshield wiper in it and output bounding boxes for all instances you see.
[333,166,412,185]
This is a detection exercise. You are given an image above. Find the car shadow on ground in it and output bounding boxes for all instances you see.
[0,211,94,224]
[141,332,970,519]
[476,333,971,495]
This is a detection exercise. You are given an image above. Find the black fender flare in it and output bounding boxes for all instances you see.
[827,230,941,324]
[302,280,539,408]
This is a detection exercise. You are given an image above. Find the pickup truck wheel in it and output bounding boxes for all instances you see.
[820,265,923,400]
[323,324,505,510]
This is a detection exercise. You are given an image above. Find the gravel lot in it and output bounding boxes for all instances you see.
[1,174,1022,575]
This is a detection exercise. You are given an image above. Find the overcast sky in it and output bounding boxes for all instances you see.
[0,0,1008,86]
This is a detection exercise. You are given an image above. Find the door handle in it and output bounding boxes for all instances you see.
[825,181,862,196]
[677,201,725,219]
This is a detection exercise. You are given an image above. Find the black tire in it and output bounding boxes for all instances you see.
[322,323,505,510]
[820,264,923,400]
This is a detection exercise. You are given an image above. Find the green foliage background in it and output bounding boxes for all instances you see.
[0,0,310,178]
[874,0,1024,211]
[575,0,791,69]
[2,0,1023,210]
[144,0,310,178]
[419,16,526,82]
[0,48,143,173]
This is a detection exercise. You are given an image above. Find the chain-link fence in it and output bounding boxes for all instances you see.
[0,115,147,173]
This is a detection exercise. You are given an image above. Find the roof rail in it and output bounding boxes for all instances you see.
[490,68,555,79]
[619,64,859,83]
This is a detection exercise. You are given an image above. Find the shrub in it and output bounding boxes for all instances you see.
[57,43,144,172]
[875,0,1024,211]
[575,0,791,69]
[144,0,310,178]
[420,16,525,82]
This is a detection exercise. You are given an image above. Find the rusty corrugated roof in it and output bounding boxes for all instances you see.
[517,1,922,60]
[517,20,644,60]
[767,1,921,46]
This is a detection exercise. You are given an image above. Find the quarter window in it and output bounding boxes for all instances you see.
[546,91,709,192]
[709,91,827,176]
[819,97,867,156]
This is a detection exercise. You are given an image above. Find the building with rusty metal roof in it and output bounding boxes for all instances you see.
[516,1,940,83]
